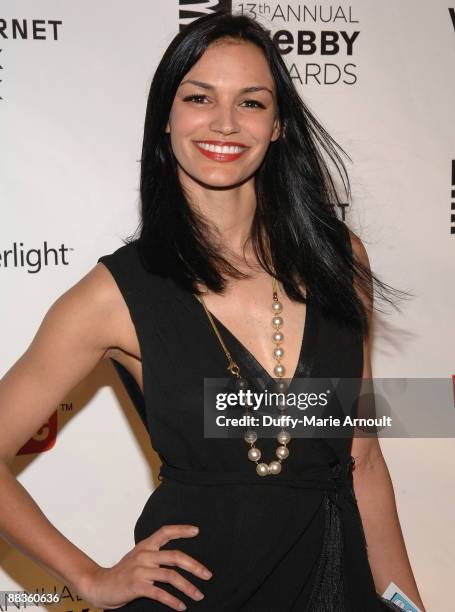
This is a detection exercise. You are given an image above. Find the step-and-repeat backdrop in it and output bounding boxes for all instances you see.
[1,1,454,610]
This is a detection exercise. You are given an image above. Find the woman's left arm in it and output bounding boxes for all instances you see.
[348,231,426,611]
[351,437,425,610]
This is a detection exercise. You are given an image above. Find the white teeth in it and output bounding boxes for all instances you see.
[195,142,246,154]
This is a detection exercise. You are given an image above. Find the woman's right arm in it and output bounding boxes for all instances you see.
[0,263,212,611]
[0,264,129,592]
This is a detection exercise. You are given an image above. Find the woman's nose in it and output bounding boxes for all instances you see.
[209,104,240,134]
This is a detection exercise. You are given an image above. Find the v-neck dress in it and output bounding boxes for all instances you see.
[97,238,383,612]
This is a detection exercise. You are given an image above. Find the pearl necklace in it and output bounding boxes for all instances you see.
[196,275,292,477]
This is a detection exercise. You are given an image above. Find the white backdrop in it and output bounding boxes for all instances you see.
[1,1,454,610]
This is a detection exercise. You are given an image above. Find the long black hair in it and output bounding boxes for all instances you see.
[125,9,412,339]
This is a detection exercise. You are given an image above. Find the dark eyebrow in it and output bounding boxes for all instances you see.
[179,79,273,95]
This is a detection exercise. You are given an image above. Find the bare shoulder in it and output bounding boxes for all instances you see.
[66,261,137,359]
[345,228,373,318]
[346,228,371,270]
[91,260,140,359]
[23,261,134,367]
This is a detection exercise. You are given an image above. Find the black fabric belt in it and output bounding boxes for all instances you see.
[158,455,355,497]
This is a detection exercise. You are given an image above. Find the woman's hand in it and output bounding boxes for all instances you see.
[80,524,213,611]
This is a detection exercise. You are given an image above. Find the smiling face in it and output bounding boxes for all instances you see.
[165,38,281,190]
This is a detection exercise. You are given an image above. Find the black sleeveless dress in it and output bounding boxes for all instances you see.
[97,239,383,612]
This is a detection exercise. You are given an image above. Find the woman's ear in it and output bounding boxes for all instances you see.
[271,117,281,142]
[165,121,170,133]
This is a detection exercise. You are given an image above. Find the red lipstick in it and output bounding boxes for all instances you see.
[193,140,249,163]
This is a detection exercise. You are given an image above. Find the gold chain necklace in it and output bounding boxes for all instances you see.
[195,275,292,477]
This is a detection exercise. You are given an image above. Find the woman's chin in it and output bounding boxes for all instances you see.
[187,171,251,190]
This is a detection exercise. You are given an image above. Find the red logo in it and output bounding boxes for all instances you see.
[17,412,58,455]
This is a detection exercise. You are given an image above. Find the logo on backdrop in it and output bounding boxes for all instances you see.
[18,402,74,456]
[0,18,62,39]
[179,1,232,31]
[236,3,359,85]
[17,413,58,456]
[0,18,62,101]
[179,3,359,85]
[0,241,73,273]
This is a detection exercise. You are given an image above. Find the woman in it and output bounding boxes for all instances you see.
[0,10,425,612]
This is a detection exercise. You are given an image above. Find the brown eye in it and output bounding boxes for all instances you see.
[183,94,208,104]
[241,100,266,109]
